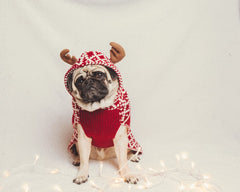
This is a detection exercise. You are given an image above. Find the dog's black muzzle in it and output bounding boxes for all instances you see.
[80,78,108,103]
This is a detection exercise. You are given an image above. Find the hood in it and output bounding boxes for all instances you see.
[64,51,124,95]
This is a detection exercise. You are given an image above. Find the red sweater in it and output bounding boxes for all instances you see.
[76,102,125,148]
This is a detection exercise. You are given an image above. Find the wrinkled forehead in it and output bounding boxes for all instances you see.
[73,65,108,79]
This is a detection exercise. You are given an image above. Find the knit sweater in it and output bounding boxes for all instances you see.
[64,51,142,154]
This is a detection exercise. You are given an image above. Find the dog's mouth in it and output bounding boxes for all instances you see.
[80,85,109,103]
[82,89,106,103]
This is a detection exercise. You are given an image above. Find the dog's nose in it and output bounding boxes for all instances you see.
[84,79,93,86]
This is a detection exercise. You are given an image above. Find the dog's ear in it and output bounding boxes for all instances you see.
[105,66,118,81]
[109,42,125,64]
[66,70,74,92]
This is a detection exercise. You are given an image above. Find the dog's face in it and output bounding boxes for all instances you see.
[66,65,119,111]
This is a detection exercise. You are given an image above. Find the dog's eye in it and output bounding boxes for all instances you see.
[97,72,103,77]
[93,72,104,78]
[75,77,84,85]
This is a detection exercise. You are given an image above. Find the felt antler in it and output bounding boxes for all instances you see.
[109,42,126,64]
[60,49,77,65]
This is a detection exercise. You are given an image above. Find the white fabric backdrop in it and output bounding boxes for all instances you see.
[0,0,240,191]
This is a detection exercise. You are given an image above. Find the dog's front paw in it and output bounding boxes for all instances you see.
[124,174,139,184]
[128,152,141,163]
[72,159,80,166]
[130,155,140,163]
[73,175,89,185]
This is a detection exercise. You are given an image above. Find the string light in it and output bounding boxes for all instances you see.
[115,147,142,176]
[1,152,221,192]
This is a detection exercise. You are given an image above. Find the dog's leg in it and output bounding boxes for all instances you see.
[128,150,140,163]
[72,144,80,166]
[113,125,139,184]
[73,124,92,185]
[72,159,80,166]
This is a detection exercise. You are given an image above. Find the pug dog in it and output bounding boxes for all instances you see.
[61,42,142,185]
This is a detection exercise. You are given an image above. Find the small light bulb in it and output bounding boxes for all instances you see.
[176,154,180,161]
[181,152,188,160]
[3,170,10,178]
[190,183,196,189]
[179,183,185,191]
[137,185,145,190]
[33,154,40,165]
[148,168,156,172]
[136,164,142,170]
[203,175,209,180]
[22,184,30,192]
[35,154,39,160]
[160,169,165,173]
[50,169,59,174]
[144,176,152,187]
[53,185,62,192]
[146,181,152,187]
[160,160,165,168]
[89,180,94,185]
[203,182,209,188]
[191,162,195,169]
[114,178,124,183]
[99,161,103,176]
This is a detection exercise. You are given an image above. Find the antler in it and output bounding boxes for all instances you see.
[109,42,126,64]
[60,49,77,65]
